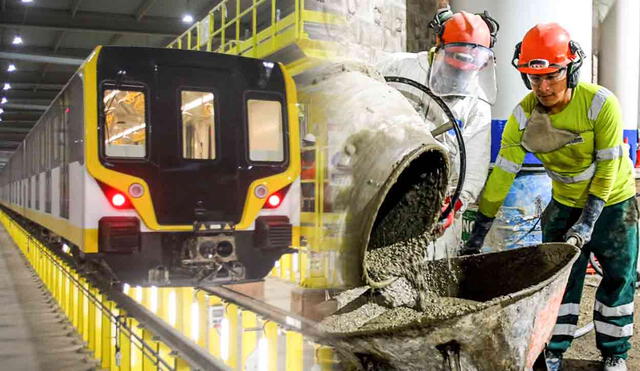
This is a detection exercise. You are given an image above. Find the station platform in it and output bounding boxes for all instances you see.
[0,226,98,371]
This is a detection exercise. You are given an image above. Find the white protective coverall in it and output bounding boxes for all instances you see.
[376,51,492,258]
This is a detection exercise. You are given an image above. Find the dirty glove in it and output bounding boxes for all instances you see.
[436,197,463,235]
[564,195,605,248]
[460,212,494,255]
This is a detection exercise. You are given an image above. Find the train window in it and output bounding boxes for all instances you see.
[180,90,216,160]
[247,99,284,162]
[103,88,146,158]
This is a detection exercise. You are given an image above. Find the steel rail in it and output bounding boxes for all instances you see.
[202,285,329,340]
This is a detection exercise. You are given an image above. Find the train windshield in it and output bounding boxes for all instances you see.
[103,87,147,158]
[247,99,284,162]
[180,90,216,160]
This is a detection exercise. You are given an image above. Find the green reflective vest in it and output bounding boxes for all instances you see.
[479,82,635,218]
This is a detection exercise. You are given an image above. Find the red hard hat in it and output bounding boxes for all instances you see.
[440,11,491,48]
[515,23,576,74]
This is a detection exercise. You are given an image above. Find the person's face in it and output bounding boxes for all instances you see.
[527,68,570,110]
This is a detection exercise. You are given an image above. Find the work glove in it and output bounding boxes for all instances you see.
[460,212,494,256]
[564,195,605,248]
[436,197,463,235]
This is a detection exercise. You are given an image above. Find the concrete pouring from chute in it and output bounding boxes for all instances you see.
[291,61,580,370]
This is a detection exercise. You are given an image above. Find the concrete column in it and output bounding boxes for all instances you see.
[599,0,640,162]
[405,0,439,52]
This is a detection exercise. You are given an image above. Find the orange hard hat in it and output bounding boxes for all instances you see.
[514,23,576,74]
[440,11,492,48]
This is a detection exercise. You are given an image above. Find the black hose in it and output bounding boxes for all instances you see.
[383,76,466,221]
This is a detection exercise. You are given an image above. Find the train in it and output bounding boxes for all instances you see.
[0,46,301,286]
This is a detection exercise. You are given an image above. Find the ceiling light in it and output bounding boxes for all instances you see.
[12,35,23,45]
[2,83,10,91]
[7,64,16,72]
[21,0,34,3]
[0,98,6,104]
[182,14,194,23]
[0,108,4,114]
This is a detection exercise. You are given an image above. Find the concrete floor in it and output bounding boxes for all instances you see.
[0,226,98,371]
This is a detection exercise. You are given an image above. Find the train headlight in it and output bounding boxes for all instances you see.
[254,184,268,199]
[128,183,144,198]
[263,186,290,209]
[267,194,282,208]
[111,193,126,207]
[97,181,133,209]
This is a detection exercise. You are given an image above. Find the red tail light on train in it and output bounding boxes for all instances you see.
[98,181,133,210]
[266,194,282,208]
[111,193,126,208]
[263,186,290,209]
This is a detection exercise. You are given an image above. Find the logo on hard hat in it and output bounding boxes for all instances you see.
[528,59,550,69]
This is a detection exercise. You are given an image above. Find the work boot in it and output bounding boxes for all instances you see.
[544,350,563,371]
[603,356,627,371]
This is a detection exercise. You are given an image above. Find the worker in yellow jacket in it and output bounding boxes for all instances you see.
[464,23,637,371]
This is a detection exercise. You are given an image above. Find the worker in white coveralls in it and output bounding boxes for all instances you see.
[464,23,637,371]
[376,6,499,258]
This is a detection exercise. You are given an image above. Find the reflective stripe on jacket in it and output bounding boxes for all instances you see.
[479,82,635,218]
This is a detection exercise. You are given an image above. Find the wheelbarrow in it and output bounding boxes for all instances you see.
[322,242,580,370]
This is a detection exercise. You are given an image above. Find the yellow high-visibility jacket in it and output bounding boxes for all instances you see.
[479,82,635,218]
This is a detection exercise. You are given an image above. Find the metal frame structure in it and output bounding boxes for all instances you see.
[167,0,345,76]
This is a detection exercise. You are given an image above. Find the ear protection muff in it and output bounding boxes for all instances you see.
[478,11,500,48]
[512,42,532,89]
[428,8,452,44]
[566,40,585,88]
[428,9,500,49]
[512,40,585,90]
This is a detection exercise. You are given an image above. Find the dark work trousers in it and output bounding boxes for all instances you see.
[542,197,638,359]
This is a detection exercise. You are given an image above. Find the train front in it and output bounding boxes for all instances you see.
[89,46,300,285]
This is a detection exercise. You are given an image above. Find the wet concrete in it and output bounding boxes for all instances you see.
[364,155,446,309]
[318,147,580,369]
[331,244,571,332]
[321,243,579,370]
[368,161,444,251]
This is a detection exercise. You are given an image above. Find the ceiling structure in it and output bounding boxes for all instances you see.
[0,0,217,166]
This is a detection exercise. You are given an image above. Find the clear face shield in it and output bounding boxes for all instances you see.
[429,43,497,104]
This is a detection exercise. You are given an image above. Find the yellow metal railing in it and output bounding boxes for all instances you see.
[0,211,184,370]
[167,0,345,76]
[0,210,336,370]
[119,285,338,370]
[168,0,302,57]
